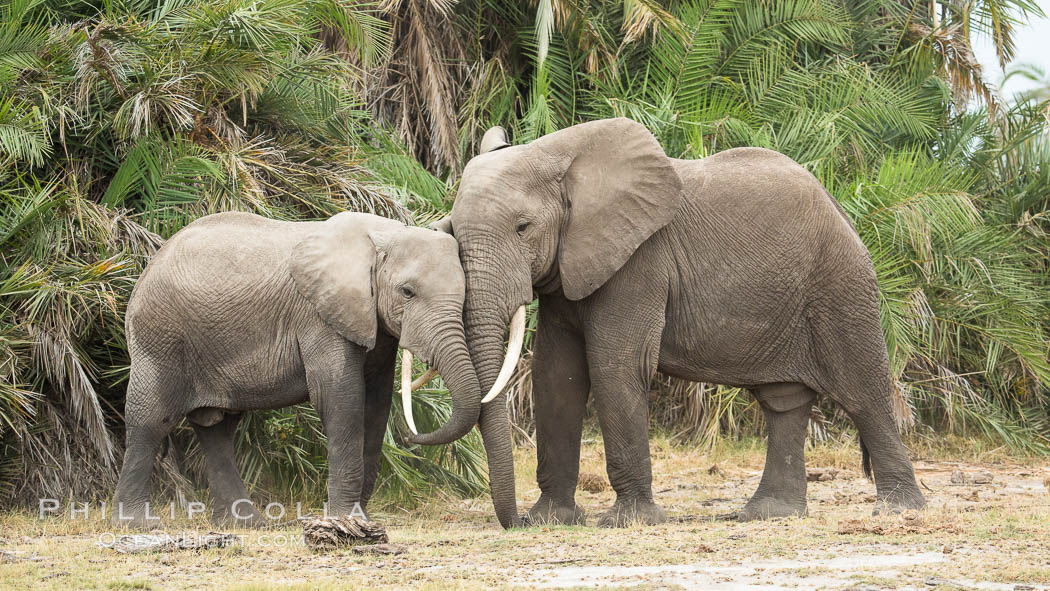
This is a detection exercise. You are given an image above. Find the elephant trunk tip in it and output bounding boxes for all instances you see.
[406,415,479,446]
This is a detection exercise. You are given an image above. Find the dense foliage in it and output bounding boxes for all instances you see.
[1,0,1048,505]
[0,0,478,506]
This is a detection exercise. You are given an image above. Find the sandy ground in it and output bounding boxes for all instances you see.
[2,436,1049,590]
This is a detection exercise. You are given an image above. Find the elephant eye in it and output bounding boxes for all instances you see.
[516,221,529,235]
[400,285,415,298]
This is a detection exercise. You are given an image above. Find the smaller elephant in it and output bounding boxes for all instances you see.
[112,211,480,528]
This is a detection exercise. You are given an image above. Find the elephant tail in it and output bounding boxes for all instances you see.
[860,436,873,481]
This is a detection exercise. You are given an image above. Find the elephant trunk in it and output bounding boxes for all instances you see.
[463,277,524,529]
[406,316,481,446]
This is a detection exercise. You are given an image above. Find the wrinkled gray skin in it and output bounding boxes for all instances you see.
[443,118,926,529]
[112,211,478,528]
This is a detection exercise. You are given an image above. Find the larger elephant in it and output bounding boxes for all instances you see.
[443,118,926,528]
[113,211,477,528]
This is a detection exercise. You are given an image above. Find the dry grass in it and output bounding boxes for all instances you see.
[2,435,1050,590]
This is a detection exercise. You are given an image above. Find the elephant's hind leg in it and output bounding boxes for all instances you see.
[739,383,816,521]
[812,293,926,514]
[834,379,926,514]
[191,412,264,527]
[112,364,178,529]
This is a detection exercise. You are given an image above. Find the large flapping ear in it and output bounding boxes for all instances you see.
[479,126,511,153]
[532,118,683,301]
[290,212,402,349]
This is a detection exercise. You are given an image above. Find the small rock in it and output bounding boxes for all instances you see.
[925,575,949,586]
[807,468,838,482]
[697,543,715,553]
[351,544,406,556]
[901,510,921,522]
[951,470,994,486]
[1014,585,1035,590]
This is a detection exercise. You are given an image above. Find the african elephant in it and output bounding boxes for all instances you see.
[440,118,926,529]
[112,211,477,528]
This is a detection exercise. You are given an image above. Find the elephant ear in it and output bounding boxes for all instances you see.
[533,118,683,301]
[290,212,398,350]
[479,126,511,153]
[428,216,453,235]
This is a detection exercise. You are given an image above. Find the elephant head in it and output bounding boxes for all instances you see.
[438,118,683,528]
[291,212,481,445]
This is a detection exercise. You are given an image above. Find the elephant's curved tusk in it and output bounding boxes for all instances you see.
[410,367,439,391]
[401,349,418,435]
[481,305,527,404]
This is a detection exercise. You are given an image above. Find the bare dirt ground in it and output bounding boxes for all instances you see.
[2,435,1049,590]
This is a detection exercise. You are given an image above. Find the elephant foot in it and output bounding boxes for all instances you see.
[738,495,807,522]
[871,488,926,516]
[326,501,371,521]
[526,496,586,526]
[597,499,667,528]
[109,500,163,530]
[211,510,267,529]
[210,499,267,528]
[110,513,162,530]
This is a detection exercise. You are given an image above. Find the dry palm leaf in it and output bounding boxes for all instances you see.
[301,516,388,551]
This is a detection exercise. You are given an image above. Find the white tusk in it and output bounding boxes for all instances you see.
[401,349,418,435]
[481,305,527,404]
[410,367,439,391]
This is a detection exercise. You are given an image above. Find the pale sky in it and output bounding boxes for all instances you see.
[971,1,1050,100]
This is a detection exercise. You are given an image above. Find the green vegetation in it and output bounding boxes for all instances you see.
[0,0,471,506]
[1,0,1048,505]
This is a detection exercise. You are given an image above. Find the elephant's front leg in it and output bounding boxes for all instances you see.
[739,383,817,521]
[586,328,667,528]
[527,303,590,526]
[317,391,367,517]
[360,357,395,511]
[305,336,368,518]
